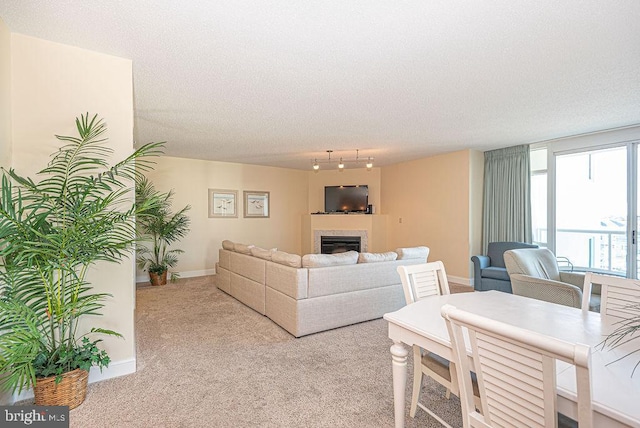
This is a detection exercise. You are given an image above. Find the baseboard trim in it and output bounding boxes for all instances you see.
[178,269,216,279]
[88,358,136,383]
[448,275,473,287]
[11,358,136,404]
[136,269,215,283]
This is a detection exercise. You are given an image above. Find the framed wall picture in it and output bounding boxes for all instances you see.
[243,191,270,218]
[208,189,238,218]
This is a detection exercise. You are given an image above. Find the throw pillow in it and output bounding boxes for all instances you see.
[234,243,254,255]
[222,240,234,250]
[271,251,302,268]
[302,251,359,268]
[357,251,398,263]
[395,246,430,260]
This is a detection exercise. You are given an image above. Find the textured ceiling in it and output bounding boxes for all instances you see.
[2,1,640,170]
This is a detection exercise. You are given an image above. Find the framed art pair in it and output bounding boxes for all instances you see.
[208,189,269,218]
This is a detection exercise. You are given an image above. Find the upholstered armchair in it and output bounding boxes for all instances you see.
[504,248,601,310]
[471,242,538,293]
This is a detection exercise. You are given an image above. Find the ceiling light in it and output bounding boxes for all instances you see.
[309,149,375,171]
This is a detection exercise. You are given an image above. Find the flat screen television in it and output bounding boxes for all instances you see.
[324,185,369,213]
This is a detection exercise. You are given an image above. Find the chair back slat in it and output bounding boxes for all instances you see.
[397,261,450,305]
[412,270,440,300]
[474,332,550,428]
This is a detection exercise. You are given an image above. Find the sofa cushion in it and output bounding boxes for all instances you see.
[271,251,302,268]
[306,258,422,298]
[395,246,430,260]
[302,251,359,268]
[251,246,276,261]
[234,243,254,255]
[481,267,510,281]
[222,240,234,250]
[358,251,398,263]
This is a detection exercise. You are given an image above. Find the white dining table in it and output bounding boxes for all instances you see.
[383,290,640,428]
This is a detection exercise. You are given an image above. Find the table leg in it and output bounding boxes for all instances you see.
[390,341,409,428]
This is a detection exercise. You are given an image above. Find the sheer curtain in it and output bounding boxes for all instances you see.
[482,145,532,253]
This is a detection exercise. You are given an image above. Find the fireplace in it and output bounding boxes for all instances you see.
[321,236,361,254]
[313,231,369,254]
[313,229,368,253]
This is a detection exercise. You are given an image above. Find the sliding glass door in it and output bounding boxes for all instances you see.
[555,146,628,275]
[538,128,640,279]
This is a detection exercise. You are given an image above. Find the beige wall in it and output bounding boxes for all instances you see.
[141,160,387,276]
[11,35,136,374]
[0,19,10,168]
[140,156,309,276]
[381,150,481,280]
[145,154,483,282]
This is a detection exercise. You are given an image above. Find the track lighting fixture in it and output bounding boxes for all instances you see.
[309,149,374,171]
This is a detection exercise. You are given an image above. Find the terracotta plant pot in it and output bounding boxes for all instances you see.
[149,270,168,286]
[34,368,89,409]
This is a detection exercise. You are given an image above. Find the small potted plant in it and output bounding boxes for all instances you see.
[0,113,164,408]
[136,177,191,285]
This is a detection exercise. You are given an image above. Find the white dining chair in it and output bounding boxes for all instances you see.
[441,303,593,428]
[582,272,640,318]
[396,262,459,425]
[398,260,451,304]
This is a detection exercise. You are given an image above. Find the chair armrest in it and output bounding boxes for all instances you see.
[471,255,490,291]
[562,271,601,295]
[559,271,588,290]
[510,274,583,308]
[471,255,490,269]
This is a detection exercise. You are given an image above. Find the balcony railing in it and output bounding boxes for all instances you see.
[533,228,628,275]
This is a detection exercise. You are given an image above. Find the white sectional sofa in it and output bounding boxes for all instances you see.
[215,241,429,337]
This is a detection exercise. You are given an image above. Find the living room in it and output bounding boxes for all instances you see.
[1,2,640,425]
[0,13,483,411]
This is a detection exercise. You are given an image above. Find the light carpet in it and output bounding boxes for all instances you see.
[63,276,468,427]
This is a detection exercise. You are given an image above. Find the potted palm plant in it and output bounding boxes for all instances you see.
[0,113,164,408]
[135,177,190,285]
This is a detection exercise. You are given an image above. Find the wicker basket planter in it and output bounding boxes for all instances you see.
[34,368,89,409]
[149,270,168,286]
